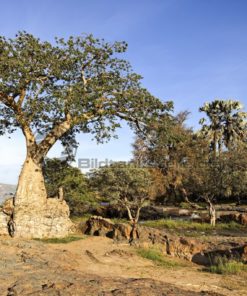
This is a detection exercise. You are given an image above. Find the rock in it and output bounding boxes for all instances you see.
[163,237,205,261]
[0,237,226,296]
[0,211,9,235]
[13,198,74,238]
[2,198,14,216]
[6,274,221,296]
[84,216,132,240]
[218,213,247,225]
[85,216,115,236]
[192,244,247,266]
[218,213,240,223]
[238,213,247,225]
[83,216,206,261]
[83,216,247,265]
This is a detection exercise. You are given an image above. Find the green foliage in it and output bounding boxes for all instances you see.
[133,99,247,206]
[89,162,152,202]
[199,100,247,154]
[142,219,242,231]
[208,257,247,275]
[136,247,187,268]
[43,158,97,216]
[0,31,172,154]
[179,202,193,209]
[34,236,84,244]
[89,162,153,221]
[133,111,207,203]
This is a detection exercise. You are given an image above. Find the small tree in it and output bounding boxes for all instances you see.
[89,162,153,241]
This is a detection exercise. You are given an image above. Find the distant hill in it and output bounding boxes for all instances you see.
[0,183,16,204]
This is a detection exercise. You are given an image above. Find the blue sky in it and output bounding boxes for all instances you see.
[1,0,247,184]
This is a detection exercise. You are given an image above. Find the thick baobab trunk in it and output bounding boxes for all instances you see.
[13,154,73,238]
[15,157,47,206]
[10,117,74,238]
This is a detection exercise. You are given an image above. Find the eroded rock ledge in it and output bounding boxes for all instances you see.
[82,216,247,265]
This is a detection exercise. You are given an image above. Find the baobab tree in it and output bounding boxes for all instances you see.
[0,32,172,237]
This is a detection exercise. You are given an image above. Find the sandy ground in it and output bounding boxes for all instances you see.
[52,236,247,296]
[0,236,246,295]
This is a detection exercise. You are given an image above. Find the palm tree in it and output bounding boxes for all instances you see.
[220,100,247,150]
[199,100,247,157]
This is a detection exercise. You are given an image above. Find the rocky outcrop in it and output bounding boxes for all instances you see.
[0,238,224,296]
[13,198,74,238]
[84,216,132,240]
[83,216,205,261]
[192,244,247,266]
[218,213,247,225]
[6,275,222,296]
[0,198,14,236]
[2,198,14,216]
[0,211,9,235]
[83,216,247,265]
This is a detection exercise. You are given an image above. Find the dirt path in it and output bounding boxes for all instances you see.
[0,236,246,295]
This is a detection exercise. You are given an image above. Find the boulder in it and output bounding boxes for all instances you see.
[13,198,74,238]
[84,216,132,240]
[2,198,14,216]
[0,211,9,235]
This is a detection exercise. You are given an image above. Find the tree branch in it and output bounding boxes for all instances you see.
[36,113,72,160]
[125,204,133,221]
[17,88,26,107]
[0,92,35,145]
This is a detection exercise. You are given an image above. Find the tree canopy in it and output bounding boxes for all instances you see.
[0,32,172,162]
[199,100,247,156]
[133,99,247,205]
[89,162,153,223]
